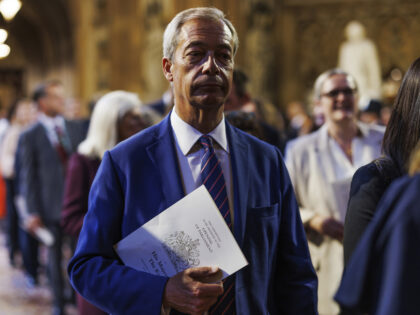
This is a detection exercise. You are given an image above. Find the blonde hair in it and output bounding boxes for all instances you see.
[408,142,420,175]
[78,90,149,159]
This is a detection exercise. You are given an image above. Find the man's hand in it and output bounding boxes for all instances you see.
[24,215,43,234]
[163,266,223,315]
[309,215,344,241]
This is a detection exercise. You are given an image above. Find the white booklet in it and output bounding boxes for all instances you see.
[114,185,248,279]
[331,176,352,223]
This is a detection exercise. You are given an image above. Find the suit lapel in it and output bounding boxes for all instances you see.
[146,116,185,210]
[37,123,60,157]
[226,124,249,247]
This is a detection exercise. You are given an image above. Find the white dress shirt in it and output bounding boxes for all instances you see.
[38,113,67,146]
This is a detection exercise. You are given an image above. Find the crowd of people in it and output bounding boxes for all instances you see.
[0,6,419,315]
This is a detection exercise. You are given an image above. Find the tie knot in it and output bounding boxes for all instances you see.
[55,125,63,135]
[199,135,213,149]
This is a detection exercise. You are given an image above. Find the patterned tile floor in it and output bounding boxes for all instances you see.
[0,223,77,315]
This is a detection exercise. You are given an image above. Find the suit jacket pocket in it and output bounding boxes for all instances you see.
[247,203,279,218]
[242,203,280,289]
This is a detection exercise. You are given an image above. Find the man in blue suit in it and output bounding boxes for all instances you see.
[69,7,317,315]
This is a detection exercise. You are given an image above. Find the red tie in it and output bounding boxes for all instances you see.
[54,125,69,167]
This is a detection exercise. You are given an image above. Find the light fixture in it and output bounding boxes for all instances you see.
[0,28,6,43]
[0,0,21,21]
[0,42,10,58]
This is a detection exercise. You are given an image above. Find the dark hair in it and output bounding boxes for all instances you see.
[225,110,264,140]
[6,99,20,121]
[32,80,62,103]
[382,57,420,173]
[232,69,249,98]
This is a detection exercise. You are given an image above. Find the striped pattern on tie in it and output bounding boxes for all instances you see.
[199,135,232,229]
[199,135,235,315]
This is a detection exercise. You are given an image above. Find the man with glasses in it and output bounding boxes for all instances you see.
[285,68,384,315]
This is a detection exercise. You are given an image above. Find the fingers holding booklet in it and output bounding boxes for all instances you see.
[163,266,223,314]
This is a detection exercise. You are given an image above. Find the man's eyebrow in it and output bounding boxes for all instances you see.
[185,41,205,50]
[185,41,233,52]
[218,43,233,52]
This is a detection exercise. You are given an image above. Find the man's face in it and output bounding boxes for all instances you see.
[317,74,358,124]
[40,84,65,117]
[163,18,234,114]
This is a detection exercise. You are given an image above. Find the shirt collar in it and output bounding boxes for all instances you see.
[170,108,229,156]
[356,121,370,138]
[38,112,65,130]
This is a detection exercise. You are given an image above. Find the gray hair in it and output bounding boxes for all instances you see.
[78,90,157,159]
[313,68,358,100]
[163,7,239,61]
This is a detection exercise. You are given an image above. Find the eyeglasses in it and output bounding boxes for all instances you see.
[321,88,355,98]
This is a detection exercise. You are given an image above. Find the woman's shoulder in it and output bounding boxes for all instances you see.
[353,160,381,184]
[351,157,401,197]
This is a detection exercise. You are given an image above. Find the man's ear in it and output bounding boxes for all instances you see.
[37,97,47,112]
[162,58,174,82]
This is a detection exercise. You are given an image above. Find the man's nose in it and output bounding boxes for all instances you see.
[202,53,220,74]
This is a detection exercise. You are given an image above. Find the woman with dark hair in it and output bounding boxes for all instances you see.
[336,143,420,314]
[343,57,420,264]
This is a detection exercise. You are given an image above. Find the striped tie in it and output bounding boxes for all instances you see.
[199,135,235,315]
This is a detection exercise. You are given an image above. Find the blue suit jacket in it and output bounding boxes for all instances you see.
[68,115,317,314]
[335,174,420,315]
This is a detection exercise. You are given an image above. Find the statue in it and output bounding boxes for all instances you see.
[142,1,167,101]
[338,21,382,109]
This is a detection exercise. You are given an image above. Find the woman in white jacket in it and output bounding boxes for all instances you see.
[285,68,384,315]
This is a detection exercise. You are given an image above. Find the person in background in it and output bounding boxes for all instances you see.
[64,98,84,120]
[0,100,9,221]
[0,98,37,266]
[343,57,420,265]
[68,7,317,314]
[358,99,383,125]
[225,110,264,140]
[225,68,286,151]
[335,142,420,314]
[146,86,174,117]
[285,68,384,315]
[285,101,316,140]
[16,80,87,315]
[61,90,157,315]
